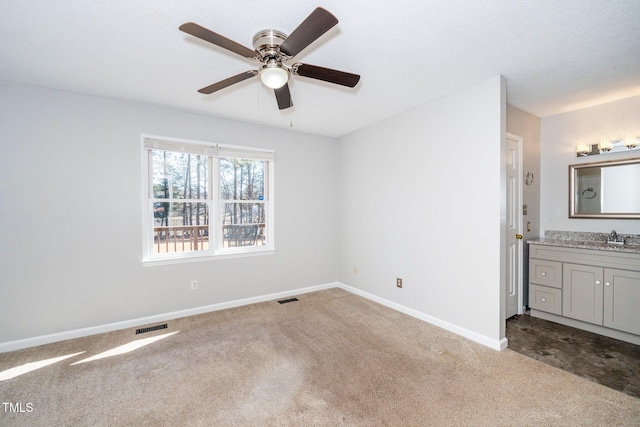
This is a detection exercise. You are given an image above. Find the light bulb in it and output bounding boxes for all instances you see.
[259,64,288,89]
[576,142,591,156]
[624,136,638,149]
[598,138,612,152]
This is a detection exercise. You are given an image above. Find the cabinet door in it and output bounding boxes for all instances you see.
[604,269,640,335]
[562,263,603,325]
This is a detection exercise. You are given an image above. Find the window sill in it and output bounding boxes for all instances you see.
[142,249,276,267]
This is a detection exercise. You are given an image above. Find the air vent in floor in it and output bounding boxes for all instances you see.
[136,323,168,335]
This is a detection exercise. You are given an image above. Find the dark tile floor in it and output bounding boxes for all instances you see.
[506,313,640,399]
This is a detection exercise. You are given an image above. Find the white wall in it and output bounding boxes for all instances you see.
[0,80,339,344]
[540,95,640,234]
[337,76,506,348]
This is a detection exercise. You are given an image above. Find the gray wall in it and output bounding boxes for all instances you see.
[337,76,507,348]
[0,80,340,344]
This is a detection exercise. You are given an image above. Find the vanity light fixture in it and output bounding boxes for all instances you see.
[575,136,640,157]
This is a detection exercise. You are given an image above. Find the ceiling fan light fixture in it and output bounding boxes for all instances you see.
[259,61,289,89]
[180,8,358,110]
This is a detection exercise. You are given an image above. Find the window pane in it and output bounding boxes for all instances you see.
[219,158,265,200]
[221,202,265,225]
[152,151,209,199]
[221,202,266,248]
[153,202,209,254]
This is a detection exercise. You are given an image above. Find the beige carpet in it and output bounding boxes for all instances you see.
[1,288,639,426]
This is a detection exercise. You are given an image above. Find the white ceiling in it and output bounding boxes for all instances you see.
[2,1,640,137]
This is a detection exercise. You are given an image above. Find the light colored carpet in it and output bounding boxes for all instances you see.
[1,288,639,426]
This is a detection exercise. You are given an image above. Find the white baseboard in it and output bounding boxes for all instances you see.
[337,283,508,351]
[0,282,337,353]
[1,281,507,353]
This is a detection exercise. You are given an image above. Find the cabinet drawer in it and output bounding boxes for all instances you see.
[529,284,562,315]
[530,259,562,288]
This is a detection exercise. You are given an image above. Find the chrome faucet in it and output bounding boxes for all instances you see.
[607,230,624,245]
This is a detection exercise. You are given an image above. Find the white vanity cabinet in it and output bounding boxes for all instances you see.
[529,243,640,345]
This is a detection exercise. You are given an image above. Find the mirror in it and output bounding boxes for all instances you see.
[569,157,640,219]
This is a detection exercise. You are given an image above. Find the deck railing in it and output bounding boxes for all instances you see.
[154,225,208,253]
[153,224,265,253]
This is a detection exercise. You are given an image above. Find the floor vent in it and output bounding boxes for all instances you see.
[278,298,299,304]
[136,323,168,335]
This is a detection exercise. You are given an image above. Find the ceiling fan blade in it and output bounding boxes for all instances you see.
[180,22,259,60]
[292,63,360,87]
[279,8,338,58]
[197,71,257,95]
[274,84,293,110]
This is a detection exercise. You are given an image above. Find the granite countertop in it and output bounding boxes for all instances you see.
[528,238,640,254]
[528,230,640,254]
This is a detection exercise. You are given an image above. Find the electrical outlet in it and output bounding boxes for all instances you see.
[396,278,402,288]
[191,280,198,291]
[353,266,358,275]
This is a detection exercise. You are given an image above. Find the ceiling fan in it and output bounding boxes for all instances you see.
[179,7,360,110]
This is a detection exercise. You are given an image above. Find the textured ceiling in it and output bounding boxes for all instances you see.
[2,1,640,137]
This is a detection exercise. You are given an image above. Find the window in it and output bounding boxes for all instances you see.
[142,135,274,264]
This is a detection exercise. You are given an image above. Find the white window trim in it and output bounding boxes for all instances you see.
[141,134,275,266]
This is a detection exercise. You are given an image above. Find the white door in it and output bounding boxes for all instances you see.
[506,133,523,318]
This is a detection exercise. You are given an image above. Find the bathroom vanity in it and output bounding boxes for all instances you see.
[528,232,640,345]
